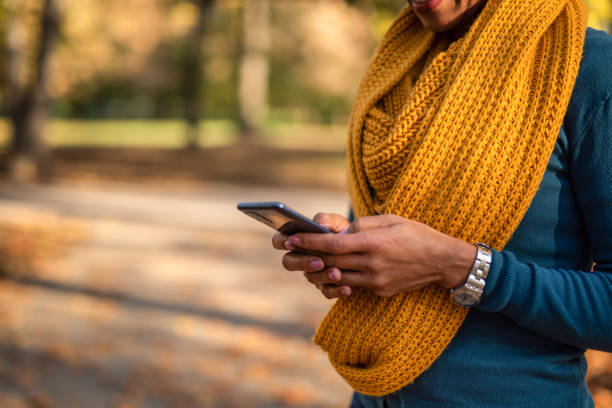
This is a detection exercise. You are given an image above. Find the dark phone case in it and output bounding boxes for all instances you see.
[237,202,331,235]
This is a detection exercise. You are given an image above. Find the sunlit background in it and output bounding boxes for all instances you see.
[0,0,611,407]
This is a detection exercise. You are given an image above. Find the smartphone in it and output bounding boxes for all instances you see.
[237,201,331,235]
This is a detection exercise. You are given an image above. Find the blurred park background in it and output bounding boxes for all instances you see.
[0,0,611,407]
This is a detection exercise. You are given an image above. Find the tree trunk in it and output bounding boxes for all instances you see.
[238,0,270,139]
[3,14,25,115]
[7,0,59,182]
[184,0,214,150]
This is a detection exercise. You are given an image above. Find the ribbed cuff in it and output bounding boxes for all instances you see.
[477,249,521,313]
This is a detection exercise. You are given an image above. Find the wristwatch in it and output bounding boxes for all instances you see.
[451,243,492,308]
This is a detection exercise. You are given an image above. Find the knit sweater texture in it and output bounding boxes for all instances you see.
[314,0,587,396]
[354,27,612,408]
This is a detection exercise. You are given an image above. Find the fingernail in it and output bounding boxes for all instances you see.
[288,236,301,246]
[284,240,296,251]
[310,258,323,270]
[339,228,349,235]
[341,287,351,296]
[328,270,340,281]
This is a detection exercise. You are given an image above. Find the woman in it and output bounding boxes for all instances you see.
[273,0,612,406]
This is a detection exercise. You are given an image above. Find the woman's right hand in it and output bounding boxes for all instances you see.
[272,213,353,299]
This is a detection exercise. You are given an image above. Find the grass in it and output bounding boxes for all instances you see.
[0,118,347,151]
[0,118,238,149]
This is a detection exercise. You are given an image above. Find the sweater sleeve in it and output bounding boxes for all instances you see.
[477,94,612,352]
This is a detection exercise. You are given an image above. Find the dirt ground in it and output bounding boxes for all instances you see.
[0,146,611,407]
[0,180,353,408]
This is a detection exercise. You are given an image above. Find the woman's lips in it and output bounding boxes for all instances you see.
[411,0,443,12]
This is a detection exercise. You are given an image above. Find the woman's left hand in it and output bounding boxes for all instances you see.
[284,214,477,298]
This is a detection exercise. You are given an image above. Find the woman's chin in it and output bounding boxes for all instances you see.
[412,0,487,34]
[414,15,456,33]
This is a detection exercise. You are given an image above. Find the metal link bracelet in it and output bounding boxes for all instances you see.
[450,243,492,307]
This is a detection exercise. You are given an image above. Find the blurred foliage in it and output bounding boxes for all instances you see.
[0,0,610,127]
[587,0,612,32]
[0,0,404,125]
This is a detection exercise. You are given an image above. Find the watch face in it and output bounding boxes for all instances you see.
[453,291,478,307]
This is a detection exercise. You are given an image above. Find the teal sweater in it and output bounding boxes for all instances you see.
[355,28,612,408]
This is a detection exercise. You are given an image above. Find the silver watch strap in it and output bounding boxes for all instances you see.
[450,243,493,307]
[466,244,492,293]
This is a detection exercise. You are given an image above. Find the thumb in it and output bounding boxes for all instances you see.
[313,213,350,233]
[346,214,402,233]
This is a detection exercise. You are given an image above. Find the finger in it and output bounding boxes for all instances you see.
[305,265,376,290]
[333,270,375,288]
[287,232,368,254]
[346,214,403,233]
[282,252,325,272]
[303,271,312,283]
[305,267,343,285]
[320,254,371,271]
[313,213,350,233]
[272,232,291,250]
[321,284,352,299]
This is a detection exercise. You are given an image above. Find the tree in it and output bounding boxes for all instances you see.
[238,0,270,138]
[183,0,215,149]
[4,0,60,182]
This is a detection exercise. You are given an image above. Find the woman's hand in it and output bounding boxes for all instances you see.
[272,213,353,298]
[275,214,477,299]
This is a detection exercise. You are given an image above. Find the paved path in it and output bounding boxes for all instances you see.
[0,182,353,408]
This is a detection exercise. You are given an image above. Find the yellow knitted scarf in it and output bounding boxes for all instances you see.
[313,0,587,396]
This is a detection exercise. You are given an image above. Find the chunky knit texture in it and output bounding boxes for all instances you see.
[313,0,587,397]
